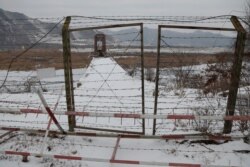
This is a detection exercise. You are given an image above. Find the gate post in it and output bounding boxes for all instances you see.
[153,25,161,135]
[140,23,145,134]
[62,16,76,132]
[223,16,247,133]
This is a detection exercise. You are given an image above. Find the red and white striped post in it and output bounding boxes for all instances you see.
[1,150,236,167]
[36,89,66,134]
[110,136,121,162]
[40,86,64,155]
[0,126,244,141]
[1,108,250,121]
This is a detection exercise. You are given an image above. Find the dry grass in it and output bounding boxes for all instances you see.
[116,52,235,69]
[0,49,247,71]
[0,49,91,70]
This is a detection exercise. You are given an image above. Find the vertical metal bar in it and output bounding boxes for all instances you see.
[153,25,161,135]
[140,23,145,135]
[62,16,75,132]
[223,16,247,134]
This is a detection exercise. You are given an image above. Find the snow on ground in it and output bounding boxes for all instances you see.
[0,57,249,166]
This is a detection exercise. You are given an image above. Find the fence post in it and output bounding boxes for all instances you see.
[223,16,247,134]
[140,23,145,135]
[153,25,161,135]
[62,16,76,132]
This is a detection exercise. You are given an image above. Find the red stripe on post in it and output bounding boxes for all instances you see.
[5,151,30,156]
[169,163,201,167]
[114,113,141,118]
[110,136,121,161]
[20,109,43,114]
[225,115,250,121]
[110,159,140,164]
[167,115,195,120]
[54,155,82,160]
[45,107,66,134]
[45,107,59,125]
[161,135,185,139]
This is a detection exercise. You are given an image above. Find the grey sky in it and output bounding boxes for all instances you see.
[0,0,247,18]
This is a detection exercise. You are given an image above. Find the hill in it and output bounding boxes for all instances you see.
[0,9,99,50]
[0,8,235,50]
[107,27,235,47]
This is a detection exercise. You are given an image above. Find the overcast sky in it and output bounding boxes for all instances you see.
[0,0,248,18]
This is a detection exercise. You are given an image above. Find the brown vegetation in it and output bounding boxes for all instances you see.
[0,49,247,71]
[0,49,90,70]
[115,52,236,69]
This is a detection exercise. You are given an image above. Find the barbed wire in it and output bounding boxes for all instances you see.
[161,36,237,39]
[2,130,248,155]
[70,15,236,23]
[2,15,246,21]
[1,15,249,136]
[0,17,65,89]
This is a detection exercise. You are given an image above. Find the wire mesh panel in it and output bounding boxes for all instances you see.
[66,21,145,134]
[0,17,66,93]
[0,17,70,130]
[153,24,241,135]
[0,14,250,167]
[0,15,249,135]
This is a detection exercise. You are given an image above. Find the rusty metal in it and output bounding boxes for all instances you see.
[159,25,235,31]
[223,16,247,133]
[153,23,239,135]
[69,23,143,32]
[140,23,145,135]
[62,16,75,132]
[110,136,121,162]
[68,22,145,135]
[94,34,106,56]
[75,126,143,134]
[153,25,161,135]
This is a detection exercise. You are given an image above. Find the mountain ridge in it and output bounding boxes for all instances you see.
[0,8,235,50]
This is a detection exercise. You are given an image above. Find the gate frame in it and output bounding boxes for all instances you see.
[62,19,145,134]
[153,16,246,135]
